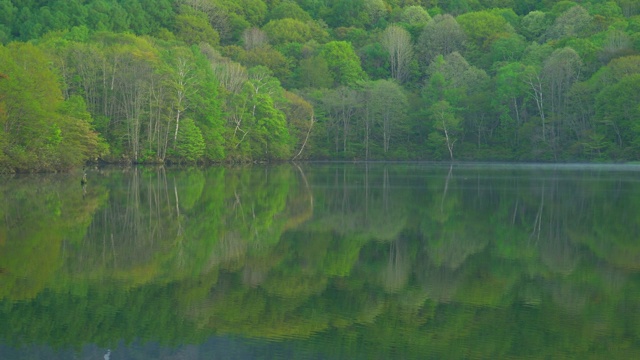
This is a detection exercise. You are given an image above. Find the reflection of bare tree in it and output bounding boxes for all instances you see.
[417,264,461,303]
[283,164,314,231]
[440,164,453,214]
[530,182,545,242]
[316,165,407,241]
[539,227,578,275]
[242,261,268,287]
[74,166,179,274]
[381,237,410,293]
[383,165,390,211]
[546,281,587,313]
[427,230,488,270]
[531,179,579,275]
[174,174,186,269]
[214,231,247,269]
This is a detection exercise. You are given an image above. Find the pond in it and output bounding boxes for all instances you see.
[1,163,640,359]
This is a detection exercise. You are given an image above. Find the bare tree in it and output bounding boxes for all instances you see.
[171,56,195,147]
[381,25,413,83]
[368,80,407,154]
[525,70,547,141]
[543,47,582,145]
[211,60,248,94]
[322,87,360,155]
[242,27,269,50]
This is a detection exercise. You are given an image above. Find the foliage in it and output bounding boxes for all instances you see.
[2,164,640,358]
[2,0,640,170]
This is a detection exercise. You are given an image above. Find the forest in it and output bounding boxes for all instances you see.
[1,0,640,171]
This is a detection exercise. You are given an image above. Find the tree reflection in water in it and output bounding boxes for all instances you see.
[1,163,640,359]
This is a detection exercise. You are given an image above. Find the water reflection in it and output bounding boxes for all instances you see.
[1,163,640,359]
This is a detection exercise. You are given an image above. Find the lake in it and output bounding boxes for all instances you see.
[1,163,640,359]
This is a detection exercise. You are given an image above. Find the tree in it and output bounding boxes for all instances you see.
[520,10,550,41]
[599,29,633,63]
[175,12,221,46]
[282,91,315,160]
[426,52,489,102]
[399,5,431,26]
[189,46,225,161]
[490,33,527,63]
[319,86,361,156]
[492,62,530,149]
[268,1,313,22]
[417,14,466,67]
[366,80,408,156]
[262,18,313,45]
[429,100,460,161]
[595,74,640,157]
[241,27,268,50]
[0,0,17,43]
[456,10,514,64]
[542,47,583,151]
[358,42,390,80]
[325,0,368,28]
[319,41,367,86]
[173,117,205,162]
[544,5,592,41]
[380,25,414,83]
[251,93,291,159]
[240,46,291,80]
[0,43,102,171]
[294,56,334,89]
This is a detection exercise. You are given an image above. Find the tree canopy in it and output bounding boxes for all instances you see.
[2,0,640,170]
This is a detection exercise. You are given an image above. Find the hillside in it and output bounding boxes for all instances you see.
[1,0,639,170]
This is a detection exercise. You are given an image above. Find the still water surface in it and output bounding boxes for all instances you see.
[1,163,640,359]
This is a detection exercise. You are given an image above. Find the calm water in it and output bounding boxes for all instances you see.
[1,163,640,359]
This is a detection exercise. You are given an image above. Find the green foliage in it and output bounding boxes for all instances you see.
[595,73,640,157]
[2,0,640,166]
[262,18,313,44]
[319,41,367,86]
[175,12,221,46]
[172,118,206,162]
[0,42,103,171]
[3,165,640,357]
[294,55,335,88]
[456,9,515,63]
[268,0,313,22]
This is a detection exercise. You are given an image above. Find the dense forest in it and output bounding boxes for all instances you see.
[1,0,640,171]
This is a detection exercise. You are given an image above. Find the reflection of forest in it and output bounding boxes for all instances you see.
[1,164,640,359]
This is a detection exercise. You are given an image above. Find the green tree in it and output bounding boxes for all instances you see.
[544,4,593,41]
[175,12,221,46]
[319,41,367,86]
[492,61,531,150]
[173,118,206,162]
[251,93,291,159]
[520,10,550,41]
[595,73,640,157]
[262,18,313,44]
[456,10,514,65]
[268,0,313,22]
[0,42,102,171]
[366,80,408,156]
[294,55,334,88]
